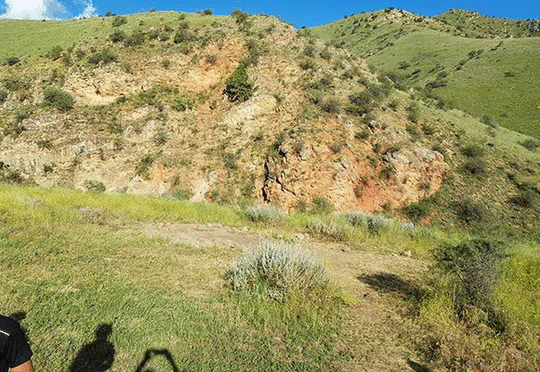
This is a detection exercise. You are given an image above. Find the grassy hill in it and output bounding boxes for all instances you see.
[311,8,540,139]
[1,11,540,371]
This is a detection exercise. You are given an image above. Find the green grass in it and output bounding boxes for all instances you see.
[0,184,349,371]
[0,11,228,60]
[1,182,540,370]
[311,10,540,139]
[497,243,540,325]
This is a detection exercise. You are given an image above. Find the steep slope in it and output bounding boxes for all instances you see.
[1,11,540,233]
[311,9,540,139]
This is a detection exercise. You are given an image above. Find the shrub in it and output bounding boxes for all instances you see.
[319,48,332,60]
[172,94,193,111]
[111,16,127,27]
[244,205,286,223]
[453,199,486,224]
[153,130,168,145]
[123,31,146,47]
[0,90,7,103]
[224,65,255,102]
[109,29,126,43]
[299,59,315,70]
[88,48,118,65]
[509,190,537,208]
[480,114,492,126]
[310,197,334,214]
[43,87,74,111]
[37,140,52,149]
[519,138,539,152]
[435,239,505,321]
[462,159,486,176]
[4,56,20,66]
[135,154,154,179]
[107,121,123,134]
[173,189,193,200]
[307,219,348,241]
[403,200,432,222]
[406,101,420,123]
[84,180,106,193]
[355,129,370,140]
[319,98,340,113]
[46,45,63,60]
[173,29,197,44]
[347,91,372,115]
[226,241,327,301]
[3,77,21,91]
[0,163,22,184]
[231,9,250,23]
[461,144,484,158]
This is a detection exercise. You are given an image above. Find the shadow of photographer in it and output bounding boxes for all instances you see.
[69,323,115,372]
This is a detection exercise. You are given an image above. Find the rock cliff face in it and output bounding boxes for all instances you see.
[262,119,446,212]
[0,14,447,212]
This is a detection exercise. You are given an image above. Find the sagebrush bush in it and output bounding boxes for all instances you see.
[227,241,327,301]
[244,205,286,223]
[509,189,537,208]
[342,212,393,234]
[453,198,486,225]
[306,219,348,241]
[43,87,74,112]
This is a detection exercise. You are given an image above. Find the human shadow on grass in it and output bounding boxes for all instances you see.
[69,323,115,372]
[134,349,182,372]
[357,272,426,304]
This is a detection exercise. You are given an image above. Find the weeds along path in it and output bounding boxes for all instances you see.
[136,222,428,371]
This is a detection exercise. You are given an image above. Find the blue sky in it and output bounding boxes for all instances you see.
[1,0,540,27]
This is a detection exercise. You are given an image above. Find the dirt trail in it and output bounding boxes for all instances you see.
[138,222,428,371]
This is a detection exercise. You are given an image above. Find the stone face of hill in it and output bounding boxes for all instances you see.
[0,13,450,212]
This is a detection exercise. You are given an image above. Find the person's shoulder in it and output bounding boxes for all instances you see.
[0,315,21,335]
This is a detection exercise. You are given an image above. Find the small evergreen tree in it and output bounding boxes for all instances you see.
[224,65,254,102]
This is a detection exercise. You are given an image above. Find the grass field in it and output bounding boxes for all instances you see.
[1,183,539,370]
[0,185,347,371]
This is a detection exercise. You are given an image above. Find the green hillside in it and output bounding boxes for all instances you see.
[311,9,540,139]
[0,11,219,60]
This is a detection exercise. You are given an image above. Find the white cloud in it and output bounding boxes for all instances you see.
[75,1,97,19]
[0,0,97,20]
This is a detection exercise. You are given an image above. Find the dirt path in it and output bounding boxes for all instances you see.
[137,222,429,371]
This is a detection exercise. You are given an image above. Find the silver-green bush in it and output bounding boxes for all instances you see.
[227,241,327,301]
[244,205,286,223]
